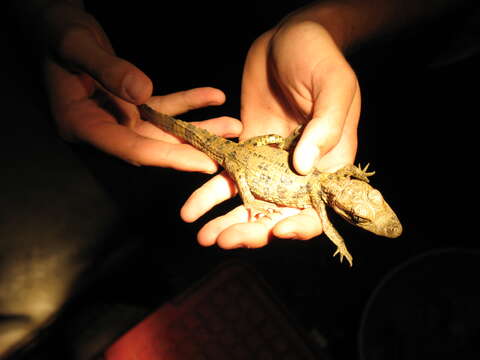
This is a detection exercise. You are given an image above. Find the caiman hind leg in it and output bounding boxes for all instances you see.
[225,162,279,221]
[311,196,353,266]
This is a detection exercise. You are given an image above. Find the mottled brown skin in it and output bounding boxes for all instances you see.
[139,104,402,266]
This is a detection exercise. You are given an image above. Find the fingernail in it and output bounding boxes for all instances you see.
[279,232,297,239]
[232,243,247,249]
[200,162,218,174]
[207,99,223,106]
[123,72,146,104]
[125,158,142,167]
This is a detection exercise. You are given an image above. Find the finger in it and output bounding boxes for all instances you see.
[133,115,242,172]
[198,206,299,249]
[217,222,273,249]
[215,208,297,249]
[197,206,249,247]
[180,172,237,223]
[45,5,152,104]
[90,128,218,171]
[64,28,152,104]
[192,116,242,139]
[273,208,323,240]
[147,88,226,116]
[69,101,219,171]
[45,57,140,128]
[315,90,361,171]
[197,207,274,249]
[135,115,243,145]
[293,63,358,174]
[98,129,219,171]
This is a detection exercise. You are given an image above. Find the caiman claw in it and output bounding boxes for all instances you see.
[333,244,353,267]
[357,163,376,179]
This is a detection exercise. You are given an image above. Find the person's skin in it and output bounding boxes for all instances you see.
[13,0,242,173]
[181,0,473,249]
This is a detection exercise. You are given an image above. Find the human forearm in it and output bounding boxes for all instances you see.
[281,0,475,51]
[8,0,89,55]
[9,0,84,27]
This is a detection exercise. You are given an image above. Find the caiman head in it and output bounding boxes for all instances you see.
[327,179,402,238]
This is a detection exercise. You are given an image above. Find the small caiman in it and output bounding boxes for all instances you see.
[139,104,402,266]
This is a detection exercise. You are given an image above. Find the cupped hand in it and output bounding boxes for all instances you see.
[182,18,361,249]
[42,2,241,171]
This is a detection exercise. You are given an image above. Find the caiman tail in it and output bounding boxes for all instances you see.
[138,104,235,165]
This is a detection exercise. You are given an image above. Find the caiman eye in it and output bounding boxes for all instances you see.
[351,214,368,224]
[353,204,369,218]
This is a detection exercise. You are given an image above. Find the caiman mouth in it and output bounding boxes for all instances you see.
[333,204,368,226]
[332,203,402,238]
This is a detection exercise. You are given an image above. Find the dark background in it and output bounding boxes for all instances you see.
[1,1,479,359]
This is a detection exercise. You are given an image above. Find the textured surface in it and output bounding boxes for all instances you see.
[139,105,402,266]
[105,262,321,360]
[0,27,118,358]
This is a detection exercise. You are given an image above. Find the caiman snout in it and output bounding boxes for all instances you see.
[332,179,403,239]
[353,211,402,238]
[371,213,403,238]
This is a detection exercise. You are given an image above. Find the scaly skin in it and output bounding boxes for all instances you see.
[139,104,402,266]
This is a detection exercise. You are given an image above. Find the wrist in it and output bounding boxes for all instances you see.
[279,0,477,54]
[277,2,358,52]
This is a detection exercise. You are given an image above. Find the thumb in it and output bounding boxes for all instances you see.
[45,4,152,104]
[293,64,359,174]
[293,116,343,175]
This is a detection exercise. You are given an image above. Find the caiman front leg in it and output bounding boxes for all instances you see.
[240,127,303,151]
[280,125,303,151]
[240,134,286,147]
[240,126,304,152]
[311,195,353,266]
[335,164,375,183]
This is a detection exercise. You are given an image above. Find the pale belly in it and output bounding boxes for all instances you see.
[244,146,312,208]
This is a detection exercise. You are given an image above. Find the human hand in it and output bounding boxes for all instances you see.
[42,3,241,171]
[241,20,361,174]
[181,17,361,248]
